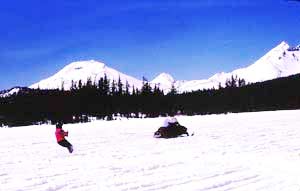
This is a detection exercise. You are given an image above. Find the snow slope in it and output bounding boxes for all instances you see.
[220,41,300,84]
[28,41,300,93]
[1,110,300,191]
[29,60,143,90]
[150,73,177,92]
[0,87,21,98]
[177,41,300,92]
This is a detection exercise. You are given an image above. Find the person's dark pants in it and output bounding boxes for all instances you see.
[58,139,73,153]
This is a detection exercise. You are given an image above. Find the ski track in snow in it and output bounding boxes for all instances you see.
[1,110,300,191]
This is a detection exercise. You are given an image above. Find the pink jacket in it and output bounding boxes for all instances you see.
[55,128,68,142]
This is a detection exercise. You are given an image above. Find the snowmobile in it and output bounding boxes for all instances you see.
[153,123,190,138]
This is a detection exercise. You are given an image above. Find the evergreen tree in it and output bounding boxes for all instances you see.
[132,85,136,96]
[111,79,117,95]
[141,81,152,95]
[225,75,246,88]
[125,81,130,96]
[238,78,246,87]
[86,77,93,88]
[97,77,104,95]
[218,82,223,89]
[103,74,110,95]
[71,80,76,91]
[225,75,238,88]
[78,80,83,89]
[117,76,123,96]
[61,81,65,91]
[168,83,177,95]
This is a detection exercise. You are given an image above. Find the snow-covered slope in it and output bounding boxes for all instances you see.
[0,87,21,97]
[175,41,300,92]
[30,60,143,90]
[1,110,300,190]
[0,87,30,98]
[219,41,300,85]
[29,41,300,93]
[147,41,299,92]
[150,73,176,92]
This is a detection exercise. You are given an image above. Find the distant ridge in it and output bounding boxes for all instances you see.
[27,41,300,93]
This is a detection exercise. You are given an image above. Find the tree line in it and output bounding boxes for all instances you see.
[1,73,300,127]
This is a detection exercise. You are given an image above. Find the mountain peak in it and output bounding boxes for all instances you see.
[61,60,106,74]
[149,73,176,92]
[275,41,290,50]
[30,60,142,90]
[256,41,290,63]
[151,73,175,84]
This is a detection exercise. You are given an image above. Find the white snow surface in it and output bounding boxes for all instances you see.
[29,41,300,93]
[1,110,300,191]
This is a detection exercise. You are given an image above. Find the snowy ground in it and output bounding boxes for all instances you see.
[1,110,300,191]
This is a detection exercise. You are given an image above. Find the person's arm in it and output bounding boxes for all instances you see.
[59,129,68,136]
[63,130,68,136]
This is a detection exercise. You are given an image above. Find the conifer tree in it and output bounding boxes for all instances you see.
[125,81,130,96]
[103,74,110,95]
[97,77,104,95]
[86,77,92,88]
[132,85,137,96]
[141,82,152,95]
[168,83,177,95]
[71,80,76,91]
[225,75,237,88]
[78,80,83,89]
[111,79,117,95]
[61,81,65,91]
[117,76,123,96]
[238,78,246,87]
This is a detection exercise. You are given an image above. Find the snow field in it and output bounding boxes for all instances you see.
[1,110,300,190]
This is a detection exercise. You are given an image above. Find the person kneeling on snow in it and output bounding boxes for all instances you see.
[160,113,189,137]
[162,115,179,128]
[55,122,73,153]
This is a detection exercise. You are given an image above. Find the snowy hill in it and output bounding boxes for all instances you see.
[0,87,29,98]
[0,87,20,97]
[29,60,143,90]
[176,41,300,92]
[150,73,176,92]
[1,110,300,190]
[222,41,300,84]
[29,41,300,93]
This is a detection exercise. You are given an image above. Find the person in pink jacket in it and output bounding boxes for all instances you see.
[55,122,73,153]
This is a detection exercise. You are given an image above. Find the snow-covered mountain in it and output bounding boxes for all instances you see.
[29,41,300,93]
[29,60,143,90]
[221,41,300,84]
[150,73,176,92]
[153,41,300,92]
[0,87,28,98]
[176,41,300,92]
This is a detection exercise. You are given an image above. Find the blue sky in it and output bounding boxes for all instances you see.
[0,0,300,90]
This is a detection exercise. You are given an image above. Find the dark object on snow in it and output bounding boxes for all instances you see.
[154,123,189,138]
[56,121,63,129]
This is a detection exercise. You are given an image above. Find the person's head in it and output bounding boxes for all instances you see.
[176,110,182,116]
[170,110,182,117]
[56,122,63,129]
[169,112,175,117]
